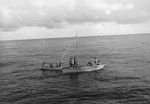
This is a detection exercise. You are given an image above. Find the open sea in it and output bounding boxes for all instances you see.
[0,34,150,104]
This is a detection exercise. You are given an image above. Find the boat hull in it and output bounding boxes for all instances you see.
[40,65,105,75]
[62,64,105,74]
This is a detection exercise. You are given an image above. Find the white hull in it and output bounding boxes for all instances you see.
[62,64,105,74]
[41,64,105,75]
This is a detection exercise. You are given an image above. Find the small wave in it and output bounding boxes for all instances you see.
[36,86,150,104]
[0,61,16,68]
[91,75,140,82]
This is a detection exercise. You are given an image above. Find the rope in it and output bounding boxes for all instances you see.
[60,46,70,62]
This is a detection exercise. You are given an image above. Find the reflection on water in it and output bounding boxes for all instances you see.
[69,73,79,91]
[41,70,80,91]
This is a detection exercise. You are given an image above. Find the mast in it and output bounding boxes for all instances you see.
[75,33,78,66]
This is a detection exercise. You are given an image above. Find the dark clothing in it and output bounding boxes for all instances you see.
[59,62,62,67]
[56,63,59,68]
[97,60,100,65]
[69,58,78,68]
[69,58,73,67]
[50,63,53,68]
[74,58,78,67]
[87,62,92,66]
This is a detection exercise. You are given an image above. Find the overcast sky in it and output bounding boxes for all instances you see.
[0,0,150,40]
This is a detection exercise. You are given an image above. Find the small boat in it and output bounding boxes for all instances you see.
[40,33,105,75]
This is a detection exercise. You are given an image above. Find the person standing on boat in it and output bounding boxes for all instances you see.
[94,57,98,65]
[97,60,100,65]
[69,58,73,67]
[74,57,78,67]
[58,62,62,68]
[72,58,75,67]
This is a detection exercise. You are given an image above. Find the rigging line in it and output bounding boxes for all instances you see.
[60,46,70,62]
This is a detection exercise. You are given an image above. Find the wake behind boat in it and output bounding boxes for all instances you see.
[40,33,105,75]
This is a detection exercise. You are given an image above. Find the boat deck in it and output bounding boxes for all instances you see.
[40,64,105,74]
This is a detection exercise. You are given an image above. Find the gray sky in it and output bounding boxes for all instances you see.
[0,0,150,40]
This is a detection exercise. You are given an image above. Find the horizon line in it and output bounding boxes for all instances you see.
[0,32,150,42]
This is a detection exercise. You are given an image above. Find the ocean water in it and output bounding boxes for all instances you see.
[0,34,150,104]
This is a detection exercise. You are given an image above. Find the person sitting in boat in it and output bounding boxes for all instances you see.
[45,63,49,68]
[87,61,92,66]
[41,62,46,68]
[50,63,53,68]
[56,63,59,68]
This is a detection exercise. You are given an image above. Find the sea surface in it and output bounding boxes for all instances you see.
[0,34,150,104]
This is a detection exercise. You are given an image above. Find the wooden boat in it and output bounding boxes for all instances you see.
[62,64,105,74]
[40,33,105,75]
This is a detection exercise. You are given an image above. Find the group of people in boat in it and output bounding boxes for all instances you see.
[42,56,101,69]
[87,57,100,66]
[69,57,78,68]
[69,56,101,68]
[42,62,62,69]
